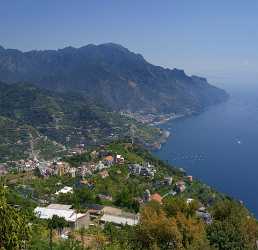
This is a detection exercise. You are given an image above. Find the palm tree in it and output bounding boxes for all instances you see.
[48,215,68,250]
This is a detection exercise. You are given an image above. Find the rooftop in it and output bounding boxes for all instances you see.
[150,193,163,204]
[105,155,114,161]
[34,204,86,222]
[100,214,139,226]
[47,204,72,210]
[55,186,73,195]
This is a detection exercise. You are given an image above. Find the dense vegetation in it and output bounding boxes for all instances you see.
[98,198,258,250]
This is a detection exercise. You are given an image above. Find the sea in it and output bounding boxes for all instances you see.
[155,82,258,216]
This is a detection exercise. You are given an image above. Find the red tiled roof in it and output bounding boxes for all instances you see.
[105,156,114,161]
[150,193,162,204]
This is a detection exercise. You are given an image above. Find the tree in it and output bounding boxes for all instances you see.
[114,187,139,212]
[174,212,209,249]
[207,199,258,250]
[0,186,31,249]
[137,204,183,249]
[47,215,68,250]
[135,201,212,250]
[163,197,198,218]
[76,187,95,204]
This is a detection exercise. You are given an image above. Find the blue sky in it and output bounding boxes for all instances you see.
[0,0,257,84]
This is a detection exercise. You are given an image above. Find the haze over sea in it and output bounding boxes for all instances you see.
[155,82,258,216]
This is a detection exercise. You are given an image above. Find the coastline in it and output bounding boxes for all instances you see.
[148,113,188,151]
[149,99,231,151]
[150,113,186,126]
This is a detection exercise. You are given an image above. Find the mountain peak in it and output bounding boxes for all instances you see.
[99,42,128,50]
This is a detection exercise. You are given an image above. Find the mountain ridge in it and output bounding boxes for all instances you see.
[0,43,229,114]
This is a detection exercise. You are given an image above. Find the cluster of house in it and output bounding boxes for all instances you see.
[34,203,139,232]
[76,154,125,179]
[13,159,39,173]
[1,159,72,177]
[128,162,156,177]
[36,161,76,178]
[18,150,126,181]
[33,199,211,238]
[6,150,125,179]
[139,174,195,206]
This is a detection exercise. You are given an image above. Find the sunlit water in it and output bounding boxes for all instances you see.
[155,83,258,216]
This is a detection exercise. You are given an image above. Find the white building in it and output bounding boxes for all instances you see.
[100,214,139,226]
[55,186,73,195]
[100,206,139,226]
[34,204,90,229]
[96,161,107,171]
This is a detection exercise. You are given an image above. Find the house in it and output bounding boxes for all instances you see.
[100,206,139,226]
[115,155,125,164]
[128,164,141,175]
[176,181,186,193]
[78,166,88,177]
[150,193,163,204]
[34,204,91,229]
[78,163,95,177]
[37,162,54,177]
[55,186,73,195]
[86,204,104,219]
[100,214,138,226]
[103,155,114,166]
[69,168,76,178]
[187,175,193,182]
[53,161,70,176]
[164,176,173,185]
[99,170,109,179]
[129,162,156,177]
[96,161,106,171]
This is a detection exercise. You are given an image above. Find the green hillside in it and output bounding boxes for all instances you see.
[0,82,162,161]
[0,116,65,162]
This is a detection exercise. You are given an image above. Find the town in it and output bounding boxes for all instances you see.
[1,141,215,246]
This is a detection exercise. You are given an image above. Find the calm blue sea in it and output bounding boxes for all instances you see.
[155,83,258,216]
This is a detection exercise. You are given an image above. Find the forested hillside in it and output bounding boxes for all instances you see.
[0,81,162,161]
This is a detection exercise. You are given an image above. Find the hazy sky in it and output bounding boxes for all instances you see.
[0,0,258,84]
